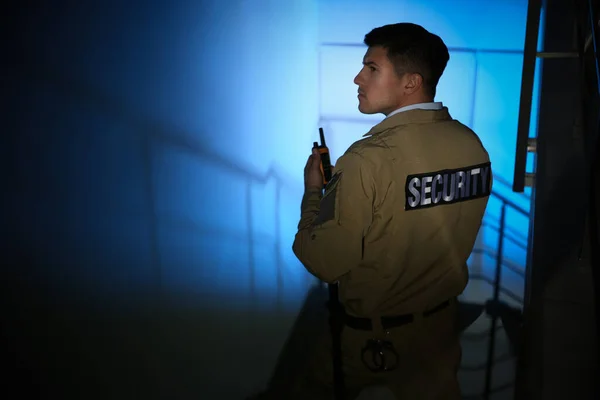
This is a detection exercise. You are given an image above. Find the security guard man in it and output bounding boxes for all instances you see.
[291,23,492,399]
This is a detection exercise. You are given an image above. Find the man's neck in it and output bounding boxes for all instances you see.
[385,100,441,118]
[385,97,435,116]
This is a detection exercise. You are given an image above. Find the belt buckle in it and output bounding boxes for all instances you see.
[361,338,399,372]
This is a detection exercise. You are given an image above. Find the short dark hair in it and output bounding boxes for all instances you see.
[364,23,449,98]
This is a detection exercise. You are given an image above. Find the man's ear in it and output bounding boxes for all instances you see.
[404,73,424,95]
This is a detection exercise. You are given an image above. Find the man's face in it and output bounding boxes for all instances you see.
[353,46,406,115]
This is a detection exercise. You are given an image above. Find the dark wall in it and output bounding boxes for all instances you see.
[516,0,599,398]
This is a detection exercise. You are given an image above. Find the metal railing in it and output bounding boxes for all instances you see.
[460,175,530,400]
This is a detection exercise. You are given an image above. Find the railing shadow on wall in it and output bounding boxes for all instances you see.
[7,50,308,310]
[145,122,302,308]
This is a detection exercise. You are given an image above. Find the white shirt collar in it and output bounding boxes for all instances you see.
[386,102,443,119]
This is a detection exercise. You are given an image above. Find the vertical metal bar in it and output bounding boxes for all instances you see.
[513,0,543,192]
[494,204,506,301]
[484,203,506,399]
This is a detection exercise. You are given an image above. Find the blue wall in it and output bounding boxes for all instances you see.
[3,0,535,397]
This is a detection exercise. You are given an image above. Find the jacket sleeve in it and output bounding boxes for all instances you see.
[292,151,374,283]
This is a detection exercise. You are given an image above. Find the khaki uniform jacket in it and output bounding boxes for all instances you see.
[293,107,492,318]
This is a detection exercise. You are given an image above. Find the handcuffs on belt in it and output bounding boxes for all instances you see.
[355,299,452,372]
[360,338,400,372]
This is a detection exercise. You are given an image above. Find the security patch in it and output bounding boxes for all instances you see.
[404,162,492,211]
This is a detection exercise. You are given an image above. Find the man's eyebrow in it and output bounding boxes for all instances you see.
[362,60,378,67]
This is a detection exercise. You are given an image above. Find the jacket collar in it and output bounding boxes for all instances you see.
[363,107,453,137]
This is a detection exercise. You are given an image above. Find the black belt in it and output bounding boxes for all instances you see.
[344,299,451,331]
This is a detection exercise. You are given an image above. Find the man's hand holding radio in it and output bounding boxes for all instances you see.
[304,147,324,192]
